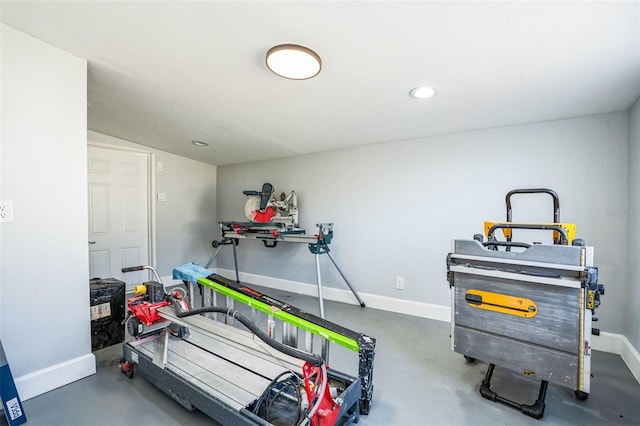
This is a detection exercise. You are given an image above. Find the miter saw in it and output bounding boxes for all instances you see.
[242,182,299,230]
[208,182,367,319]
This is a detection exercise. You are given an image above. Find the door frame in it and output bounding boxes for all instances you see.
[87,141,156,274]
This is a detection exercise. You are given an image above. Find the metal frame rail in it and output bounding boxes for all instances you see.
[123,312,363,425]
[198,273,376,415]
[205,222,366,319]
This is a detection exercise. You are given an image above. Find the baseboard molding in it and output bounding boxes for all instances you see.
[14,353,96,401]
[216,268,451,322]
[591,332,640,384]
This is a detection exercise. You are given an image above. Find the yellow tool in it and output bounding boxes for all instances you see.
[465,289,538,318]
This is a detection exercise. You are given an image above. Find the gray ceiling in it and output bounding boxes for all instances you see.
[2,1,639,166]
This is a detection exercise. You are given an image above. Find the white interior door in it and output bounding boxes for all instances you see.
[88,145,151,289]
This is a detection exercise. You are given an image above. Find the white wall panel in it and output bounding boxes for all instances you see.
[0,24,94,396]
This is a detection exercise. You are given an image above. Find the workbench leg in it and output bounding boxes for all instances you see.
[203,286,214,319]
[305,331,314,353]
[326,251,366,307]
[315,253,331,363]
[232,241,240,283]
[315,252,325,319]
[321,340,330,363]
[205,245,224,269]
[282,322,297,348]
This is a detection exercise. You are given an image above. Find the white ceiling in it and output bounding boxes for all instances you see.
[2,1,639,166]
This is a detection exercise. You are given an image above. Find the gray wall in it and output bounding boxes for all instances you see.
[88,131,218,277]
[628,98,640,352]
[1,24,95,397]
[218,112,630,334]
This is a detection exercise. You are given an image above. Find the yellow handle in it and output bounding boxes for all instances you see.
[134,284,147,295]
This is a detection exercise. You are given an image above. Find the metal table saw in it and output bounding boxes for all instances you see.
[446,189,604,419]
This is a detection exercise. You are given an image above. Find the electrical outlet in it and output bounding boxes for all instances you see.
[0,201,14,223]
[157,193,167,202]
[395,276,405,290]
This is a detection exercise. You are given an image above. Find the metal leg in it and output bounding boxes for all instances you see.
[203,286,214,319]
[186,281,195,308]
[479,363,547,419]
[227,296,235,325]
[205,245,224,268]
[315,252,325,319]
[152,330,169,369]
[321,340,330,362]
[212,292,217,321]
[326,251,365,307]
[305,331,314,353]
[267,315,275,338]
[283,323,297,347]
[232,242,240,283]
[315,252,330,363]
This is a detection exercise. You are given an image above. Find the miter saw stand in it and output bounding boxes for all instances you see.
[205,183,366,320]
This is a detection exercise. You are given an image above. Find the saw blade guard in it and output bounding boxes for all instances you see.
[243,184,299,227]
[244,196,276,222]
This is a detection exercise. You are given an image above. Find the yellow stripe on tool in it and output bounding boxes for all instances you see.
[465,289,538,318]
[483,221,576,244]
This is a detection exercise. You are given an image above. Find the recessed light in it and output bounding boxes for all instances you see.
[266,44,322,80]
[409,86,437,99]
[191,140,209,147]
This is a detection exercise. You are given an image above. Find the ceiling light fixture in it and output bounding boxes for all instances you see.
[265,44,322,80]
[191,140,209,147]
[409,86,437,99]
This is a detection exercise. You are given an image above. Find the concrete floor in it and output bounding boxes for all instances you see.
[5,285,640,426]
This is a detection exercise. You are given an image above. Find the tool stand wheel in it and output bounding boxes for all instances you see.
[120,360,134,379]
[464,355,477,363]
[127,316,142,337]
[574,390,589,401]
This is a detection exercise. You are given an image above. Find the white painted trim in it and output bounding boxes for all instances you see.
[14,353,96,401]
[592,332,640,384]
[216,268,451,322]
[88,141,148,154]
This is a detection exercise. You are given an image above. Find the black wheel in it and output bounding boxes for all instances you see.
[575,390,589,401]
[211,240,219,248]
[464,355,477,363]
[127,316,142,337]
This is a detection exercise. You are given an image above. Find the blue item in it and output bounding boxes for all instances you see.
[0,339,26,426]
[173,262,212,283]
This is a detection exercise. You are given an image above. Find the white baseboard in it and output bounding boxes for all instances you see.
[216,268,640,384]
[216,268,451,322]
[15,353,96,401]
[592,332,640,384]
